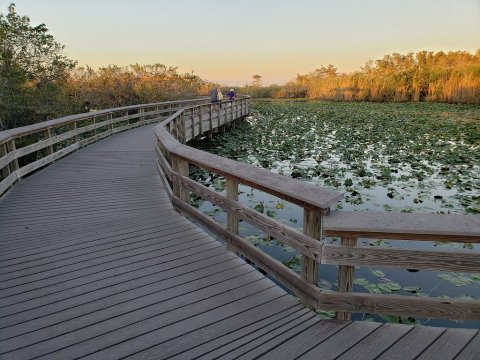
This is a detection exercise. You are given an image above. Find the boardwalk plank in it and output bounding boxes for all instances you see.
[298,321,383,360]
[455,333,480,360]
[0,264,260,353]
[256,320,350,360]
[167,305,309,360]
[27,283,284,360]
[219,314,322,360]
[0,223,200,277]
[0,121,477,360]
[416,328,479,360]
[0,240,222,309]
[376,325,446,360]
[0,253,242,337]
[0,233,215,296]
[0,245,231,319]
[335,323,413,360]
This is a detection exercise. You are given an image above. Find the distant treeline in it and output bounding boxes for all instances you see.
[1,3,479,131]
[0,4,214,129]
[237,50,480,104]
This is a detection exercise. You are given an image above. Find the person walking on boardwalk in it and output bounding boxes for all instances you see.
[210,87,223,109]
[227,88,236,101]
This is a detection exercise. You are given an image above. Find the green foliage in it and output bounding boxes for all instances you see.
[0,3,77,129]
[207,99,479,214]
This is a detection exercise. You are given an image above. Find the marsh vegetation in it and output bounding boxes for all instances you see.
[192,99,480,327]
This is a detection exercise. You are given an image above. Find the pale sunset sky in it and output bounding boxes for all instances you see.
[3,0,479,85]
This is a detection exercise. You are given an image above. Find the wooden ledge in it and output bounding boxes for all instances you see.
[324,210,480,242]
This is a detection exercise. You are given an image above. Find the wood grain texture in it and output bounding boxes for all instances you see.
[302,208,321,285]
[336,236,357,320]
[322,244,480,273]
[325,210,480,242]
[172,196,322,310]
[226,177,239,253]
[153,101,342,211]
[1,98,479,360]
[318,291,480,320]
[171,171,323,260]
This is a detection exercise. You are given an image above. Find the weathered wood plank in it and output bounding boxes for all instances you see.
[171,171,322,260]
[299,321,382,360]
[0,171,17,196]
[416,328,479,360]
[172,196,322,308]
[1,261,257,352]
[302,208,321,285]
[322,244,480,273]
[213,314,322,360]
[25,283,284,360]
[324,210,480,242]
[336,236,357,320]
[126,298,303,360]
[335,323,413,360]
[154,110,342,211]
[376,326,446,360]
[455,332,480,360]
[256,320,350,360]
[0,149,14,170]
[226,176,239,252]
[0,98,209,143]
[170,306,310,360]
[318,291,480,320]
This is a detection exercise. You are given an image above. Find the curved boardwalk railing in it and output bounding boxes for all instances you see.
[0,98,209,196]
[153,96,480,322]
[1,96,479,324]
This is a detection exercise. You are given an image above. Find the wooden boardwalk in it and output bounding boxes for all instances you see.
[0,124,478,360]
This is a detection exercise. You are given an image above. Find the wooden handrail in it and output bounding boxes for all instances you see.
[0,98,210,196]
[1,96,478,324]
[0,98,209,143]
[153,97,480,323]
[324,210,480,241]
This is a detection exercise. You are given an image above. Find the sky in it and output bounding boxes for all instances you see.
[2,0,479,85]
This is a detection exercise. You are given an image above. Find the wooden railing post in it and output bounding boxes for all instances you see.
[107,114,113,134]
[171,154,189,202]
[207,104,214,140]
[302,208,321,285]
[6,139,19,173]
[190,108,196,140]
[226,177,239,250]
[180,111,187,144]
[44,128,54,155]
[336,236,358,320]
[199,105,204,135]
[73,121,78,143]
[0,142,10,178]
[139,108,145,123]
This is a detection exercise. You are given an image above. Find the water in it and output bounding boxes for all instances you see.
[189,100,480,328]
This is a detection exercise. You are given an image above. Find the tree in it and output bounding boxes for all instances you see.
[252,74,262,87]
[0,3,77,129]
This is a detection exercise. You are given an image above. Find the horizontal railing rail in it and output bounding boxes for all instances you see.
[154,96,480,323]
[1,96,478,324]
[0,98,209,196]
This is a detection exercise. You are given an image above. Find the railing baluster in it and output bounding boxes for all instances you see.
[302,208,321,286]
[44,128,54,155]
[73,121,78,143]
[0,142,10,178]
[199,105,203,136]
[336,236,358,320]
[226,176,239,251]
[6,139,19,173]
[171,154,189,202]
